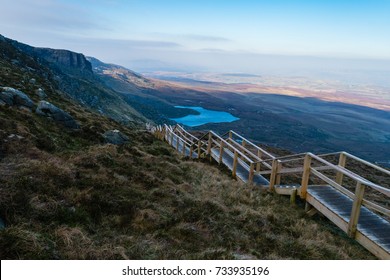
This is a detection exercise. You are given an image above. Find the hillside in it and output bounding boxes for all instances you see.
[87,56,203,123]
[0,36,375,259]
[0,35,146,124]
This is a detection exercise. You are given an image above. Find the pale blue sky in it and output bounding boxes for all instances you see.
[1,0,390,77]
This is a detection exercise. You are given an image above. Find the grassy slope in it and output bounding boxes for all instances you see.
[0,37,375,260]
[0,100,373,259]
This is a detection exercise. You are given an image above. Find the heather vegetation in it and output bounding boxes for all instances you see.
[0,98,374,259]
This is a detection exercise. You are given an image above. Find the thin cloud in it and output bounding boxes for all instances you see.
[181,34,233,42]
[198,48,228,53]
[82,38,182,49]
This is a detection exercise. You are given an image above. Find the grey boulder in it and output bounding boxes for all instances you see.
[36,101,79,129]
[35,88,47,99]
[0,87,34,109]
[103,130,129,145]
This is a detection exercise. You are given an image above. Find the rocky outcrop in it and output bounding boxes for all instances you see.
[34,48,93,73]
[0,87,34,110]
[36,101,79,129]
[8,38,92,73]
[103,130,129,145]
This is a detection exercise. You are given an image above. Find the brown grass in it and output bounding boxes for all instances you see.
[0,91,377,260]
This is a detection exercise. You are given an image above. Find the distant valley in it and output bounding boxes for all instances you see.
[137,71,390,165]
[146,71,390,111]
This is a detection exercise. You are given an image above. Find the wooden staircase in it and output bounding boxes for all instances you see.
[150,124,390,259]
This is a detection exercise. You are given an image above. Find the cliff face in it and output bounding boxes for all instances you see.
[33,48,92,73]
[7,38,92,74]
[0,34,147,124]
[9,40,92,75]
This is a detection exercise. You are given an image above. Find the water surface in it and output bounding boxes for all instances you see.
[170,106,239,127]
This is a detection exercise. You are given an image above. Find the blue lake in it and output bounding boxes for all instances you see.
[170,106,240,127]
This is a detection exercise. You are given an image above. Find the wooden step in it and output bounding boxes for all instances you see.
[274,185,300,195]
[307,185,390,259]
[211,147,269,186]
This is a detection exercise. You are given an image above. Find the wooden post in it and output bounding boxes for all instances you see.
[189,145,194,158]
[229,131,232,141]
[269,159,278,192]
[161,127,166,141]
[182,141,186,155]
[242,140,246,148]
[275,161,282,186]
[232,150,238,178]
[170,132,174,146]
[207,133,212,155]
[348,182,365,238]
[218,141,224,164]
[176,136,179,150]
[248,162,255,184]
[300,154,312,199]
[197,140,201,159]
[335,153,347,185]
[256,150,262,172]
[290,189,297,205]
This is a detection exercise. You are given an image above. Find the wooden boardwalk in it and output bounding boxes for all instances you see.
[210,147,269,185]
[151,124,390,259]
[307,185,390,259]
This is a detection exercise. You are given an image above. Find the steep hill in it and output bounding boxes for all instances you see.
[0,35,374,259]
[0,34,146,124]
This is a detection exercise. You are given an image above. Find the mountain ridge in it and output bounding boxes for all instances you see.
[0,34,147,124]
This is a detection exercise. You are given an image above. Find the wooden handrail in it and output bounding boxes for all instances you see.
[164,126,192,147]
[253,153,307,164]
[208,131,254,163]
[362,199,390,217]
[174,127,197,145]
[226,138,261,160]
[309,153,390,197]
[228,130,275,159]
[175,125,199,142]
[157,125,390,198]
[342,151,390,176]
[226,138,273,170]
[195,131,211,143]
